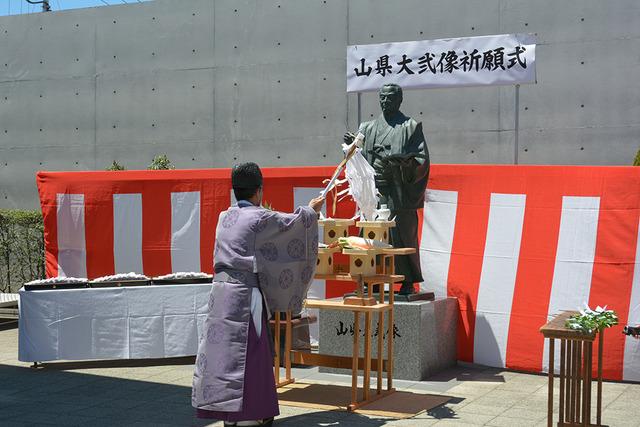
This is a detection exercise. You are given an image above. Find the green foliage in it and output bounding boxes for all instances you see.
[565,305,618,334]
[148,154,175,170]
[106,160,125,171]
[0,210,45,293]
[634,148,640,166]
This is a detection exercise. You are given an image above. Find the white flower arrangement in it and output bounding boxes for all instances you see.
[565,304,618,334]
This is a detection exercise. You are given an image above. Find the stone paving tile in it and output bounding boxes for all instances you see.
[499,407,546,421]
[600,408,640,427]
[485,416,541,426]
[455,403,506,416]
[386,418,440,426]
[1,325,640,426]
[5,412,96,426]
[432,420,493,426]
[426,411,495,425]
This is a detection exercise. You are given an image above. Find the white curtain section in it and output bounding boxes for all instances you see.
[419,189,458,297]
[113,194,143,274]
[344,146,378,221]
[294,187,325,346]
[624,216,640,381]
[543,196,600,373]
[171,192,201,273]
[473,193,526,367]
[56,193,87,278]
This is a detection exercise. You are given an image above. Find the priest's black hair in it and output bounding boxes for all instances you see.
[231,162,263,201]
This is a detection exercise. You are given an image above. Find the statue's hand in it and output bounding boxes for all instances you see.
[343,132,355,145]
[375,174,389,189]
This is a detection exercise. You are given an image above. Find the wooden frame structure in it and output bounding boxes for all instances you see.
[540,311,608,427]
[273,274,403,410]
[272,245,416,410]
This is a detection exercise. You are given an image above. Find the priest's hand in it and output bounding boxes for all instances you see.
[308,195,325,213]
[343,132,355,145]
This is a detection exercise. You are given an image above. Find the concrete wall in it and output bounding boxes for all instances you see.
[1,0,638,209]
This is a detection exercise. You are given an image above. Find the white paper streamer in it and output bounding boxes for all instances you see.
[343,143,379,221]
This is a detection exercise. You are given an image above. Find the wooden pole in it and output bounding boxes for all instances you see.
[582,340,588,427]
[559,339,565,424]
[351,311,360,406]
[571,340,580,423]
[568,340,574,423]
[274,311,281,385]
[285,310,292,382]
[548,338,554,427]
[364,310,372,401]
[576,340,582,424]
[387,261,395,390]
[377,280,384,394]
[597,331,603,426]
[586,341,592,425]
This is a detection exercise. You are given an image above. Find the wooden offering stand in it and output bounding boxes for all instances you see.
[540,311,608,427]
[357,220,395,243]
[273,218,416,411]
[319,218,355,242]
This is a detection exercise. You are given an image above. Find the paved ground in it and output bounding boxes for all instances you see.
[1,321,639,427]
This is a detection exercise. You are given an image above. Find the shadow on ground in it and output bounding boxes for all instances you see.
[0,362,427,426]
[426,364,506,383]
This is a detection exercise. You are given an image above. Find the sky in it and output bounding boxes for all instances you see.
[0,0,152,16]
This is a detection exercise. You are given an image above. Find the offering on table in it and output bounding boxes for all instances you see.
[24,276,88,290]
[331,236,392,250]
[89,272,150,287]
[152,272,213,285]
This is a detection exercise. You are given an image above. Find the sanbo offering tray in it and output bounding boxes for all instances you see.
[24,282,89,291]
[152,277,213,285]
[89,279,151,288]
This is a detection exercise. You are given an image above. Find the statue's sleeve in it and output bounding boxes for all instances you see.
[402,121,430,185]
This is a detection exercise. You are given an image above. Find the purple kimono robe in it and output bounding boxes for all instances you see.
[192,203,318,419]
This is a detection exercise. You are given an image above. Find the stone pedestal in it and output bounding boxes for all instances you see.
[319,297,458,381]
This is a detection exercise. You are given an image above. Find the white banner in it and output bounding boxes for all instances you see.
[347,33,536,93]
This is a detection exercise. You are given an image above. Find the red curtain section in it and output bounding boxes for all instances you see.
[36,165,640,379]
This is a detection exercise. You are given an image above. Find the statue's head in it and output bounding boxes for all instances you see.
[232,162,263,204]
[379,83,403,115]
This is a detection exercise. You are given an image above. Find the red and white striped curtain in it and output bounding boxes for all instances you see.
[37,165,640,382]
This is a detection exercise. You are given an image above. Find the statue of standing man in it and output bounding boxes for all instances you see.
[344,83,430,296]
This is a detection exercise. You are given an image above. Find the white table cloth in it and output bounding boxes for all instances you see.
[18,283,212,362]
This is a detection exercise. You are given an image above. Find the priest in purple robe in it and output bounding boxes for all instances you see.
[192,162,324,427]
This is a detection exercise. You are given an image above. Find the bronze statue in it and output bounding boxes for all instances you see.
[344,83,430,296]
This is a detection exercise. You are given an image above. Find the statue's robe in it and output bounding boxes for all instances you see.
[359,113,430,285]
[192,201,318,421]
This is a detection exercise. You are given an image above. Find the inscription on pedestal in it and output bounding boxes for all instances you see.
[319,297,458,381]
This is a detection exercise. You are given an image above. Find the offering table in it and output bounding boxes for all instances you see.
[540,311,608,427]
[18,283,212,364]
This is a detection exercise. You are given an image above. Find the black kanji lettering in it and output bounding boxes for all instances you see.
[375,55,393,76]
[396,54,415,74]
[460,49,481,72]
[493,47,506,70]
[354,58,372,77]
[418,52,437,74]
[436,51,459,73]
[336,321,348,336]
[507,46,527,69]
[481,49,494,71]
